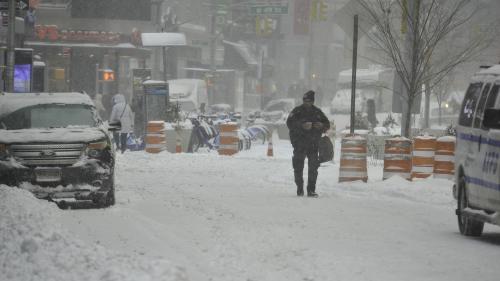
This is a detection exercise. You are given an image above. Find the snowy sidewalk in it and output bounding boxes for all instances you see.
[2,140,500,281]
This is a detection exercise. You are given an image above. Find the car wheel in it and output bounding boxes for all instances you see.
[100,173,115,208]
[457,176,483,236]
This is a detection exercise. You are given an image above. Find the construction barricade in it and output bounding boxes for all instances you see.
[411,136,436,179]
[383,137,412,180]
[339,135,368,183]
[218,123,239,156]
[433,136,456,180]
[145,121,166,153]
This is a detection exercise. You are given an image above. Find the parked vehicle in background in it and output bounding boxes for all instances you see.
[330,89,362,114]
[0,92,119,208]
[168,79,208,113]
[331,65,393,114]
[261,98,296,122]
[454,64,500,236]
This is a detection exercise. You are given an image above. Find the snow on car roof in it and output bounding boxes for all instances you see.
[0,92,95,117]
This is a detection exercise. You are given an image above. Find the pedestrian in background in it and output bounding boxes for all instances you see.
[109,94,134,153]
[286,90,330,197]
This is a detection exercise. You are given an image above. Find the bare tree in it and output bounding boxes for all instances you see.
[357,0,492,137]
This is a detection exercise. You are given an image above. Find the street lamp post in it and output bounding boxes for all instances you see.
[5,0,16,92]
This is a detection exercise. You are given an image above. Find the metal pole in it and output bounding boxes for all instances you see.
[350,15,359,135]
[162,46,169,110]
[209,0,217,104]
[5,0,16,92]
[95,63,99,95]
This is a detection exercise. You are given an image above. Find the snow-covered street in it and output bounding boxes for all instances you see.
[2,140,500,281]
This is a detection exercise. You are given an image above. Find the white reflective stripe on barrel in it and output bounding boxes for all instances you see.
[219,131,238,137]
[339,171,368,178]
[413,150,435,157]
[145,143,166,149]
[412,166,434,173]
[384,154,412,160]
[383,172,411,179]
[340,153,367,158]
[219,144,238,150]
[434,155,454,162]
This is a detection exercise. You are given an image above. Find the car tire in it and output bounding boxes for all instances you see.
[100,173,115,208]
[457,176,484,236]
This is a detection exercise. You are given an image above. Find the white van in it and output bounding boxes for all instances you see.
[168,79,208,112]
[455,64,500,236]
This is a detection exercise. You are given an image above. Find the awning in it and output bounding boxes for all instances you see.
[24,41,151,57]
[223,40,258,69]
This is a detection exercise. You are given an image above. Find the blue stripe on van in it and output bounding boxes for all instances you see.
[458,133,500,148]
[465,176,500,192]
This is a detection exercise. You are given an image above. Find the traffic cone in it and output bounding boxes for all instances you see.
[175,138,182,153]
[267,139,274,157]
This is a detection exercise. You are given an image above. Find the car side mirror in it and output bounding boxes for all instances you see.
[482,108,500,129]
[108,121,121,132]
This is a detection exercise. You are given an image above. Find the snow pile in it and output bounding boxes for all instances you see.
[0,186,187,281]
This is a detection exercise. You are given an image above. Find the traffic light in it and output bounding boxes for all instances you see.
[97,69,115,82]
[311,0,328,22]
[264,17,273,35]
[319,0,328,21]
[310,0,318,21]
[256,16,273,36]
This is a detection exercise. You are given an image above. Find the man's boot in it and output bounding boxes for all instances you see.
[307,184,318,198]
[296,184,304,196]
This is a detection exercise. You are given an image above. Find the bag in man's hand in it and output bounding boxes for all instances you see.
[318,135,334,163]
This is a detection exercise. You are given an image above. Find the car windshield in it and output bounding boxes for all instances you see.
[0,103,97,130]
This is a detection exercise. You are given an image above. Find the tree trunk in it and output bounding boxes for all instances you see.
[438,103,442,126]
[403,97,414,138]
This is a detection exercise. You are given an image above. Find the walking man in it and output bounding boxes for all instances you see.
[286,90,330,197]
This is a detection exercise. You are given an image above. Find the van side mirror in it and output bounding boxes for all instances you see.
[482,108,500,129]
[108,121,121,132]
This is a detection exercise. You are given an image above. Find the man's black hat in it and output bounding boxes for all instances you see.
[303,90,315,102]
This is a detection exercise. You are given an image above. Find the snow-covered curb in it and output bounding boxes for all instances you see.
[0,186,187,281]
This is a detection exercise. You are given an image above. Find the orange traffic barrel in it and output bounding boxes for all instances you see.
[383,137,412,180]
[218,123,239,156]
[433,136,456,180]
[145,121,166,153]
[339,135,368,183]
[411,136,436,179]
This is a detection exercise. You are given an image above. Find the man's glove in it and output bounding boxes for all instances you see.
[302,122,312,130]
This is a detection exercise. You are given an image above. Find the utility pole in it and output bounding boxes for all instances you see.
[209,0,217,105]
[5,0,16,92]
[350,15,359,135]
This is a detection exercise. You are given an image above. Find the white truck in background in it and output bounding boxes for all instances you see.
[168,79,208,113]
[331,65,394,114]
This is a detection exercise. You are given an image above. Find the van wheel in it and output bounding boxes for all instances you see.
[457,176,483,236]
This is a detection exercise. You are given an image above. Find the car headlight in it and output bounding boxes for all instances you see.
[86,140,108,158]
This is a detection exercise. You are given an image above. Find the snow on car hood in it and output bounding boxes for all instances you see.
[0,127,107,144]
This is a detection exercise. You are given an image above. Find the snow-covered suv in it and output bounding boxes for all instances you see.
[0,92,119,207]
[455,65,500,236]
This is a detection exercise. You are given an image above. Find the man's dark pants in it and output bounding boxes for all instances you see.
[113,132,128,153]
[292,143,320,193]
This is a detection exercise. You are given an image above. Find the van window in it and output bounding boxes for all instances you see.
[473,83,491,128]
[487,85,499,108]
[459,82,483,127]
